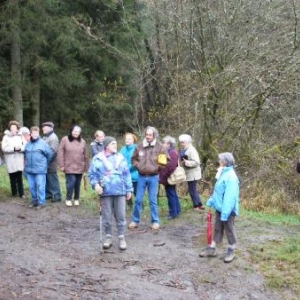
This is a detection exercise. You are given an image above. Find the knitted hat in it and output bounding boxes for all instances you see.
[103,136,116,148]
[42,121,54,128]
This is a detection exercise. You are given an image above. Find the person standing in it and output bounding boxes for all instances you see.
[90,130,105,157]
[120,133,139,207]
[1,120,26,198]
[178,134,204,211]
[24,126,54,209]
[128,126,168,230]
[58,125,89,207]
[42,121,62,202]
[199,152,240,263]
[159,136,181,220]
[88,136,133,250]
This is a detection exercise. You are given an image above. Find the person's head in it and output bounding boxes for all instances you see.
[162,135,176,150]
[124,133,138,146]
[69,125,82,138]
[41,121,54,135]
[95,130,105,143]
[178,134,192,150]
[145,126,158,143]
[8,120,21,135]
[20,127,30,142]
[103,136,117,154]
[218,152,235,167]
[30,126,40,140]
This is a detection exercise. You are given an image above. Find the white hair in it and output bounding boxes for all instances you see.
[218,152,235,166]
[162,135,176,146]
[178,134,192,143]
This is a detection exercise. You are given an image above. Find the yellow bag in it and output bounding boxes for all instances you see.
[157,153,168,166]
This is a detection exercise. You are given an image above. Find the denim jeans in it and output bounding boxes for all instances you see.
[187,180,202,207]
[132,174,159,224]
[27,173,46,205]
[46,172,62,200]
[165,184,181,217]
[101,195,126,236]
[65,174,82,200]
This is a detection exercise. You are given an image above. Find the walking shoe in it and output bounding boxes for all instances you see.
[151,223,160,230]
[28,202,37,208]
[199,246,217,257]
[224,248,235,263]
[119,235,127,250]
[103,235,113,249]
[128,222,138,229]
[36,204,46,210]
[74,200,79,206]
[65,200,72,207]
[51,198,61,203]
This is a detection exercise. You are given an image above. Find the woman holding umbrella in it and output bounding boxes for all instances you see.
[199,152,240,263]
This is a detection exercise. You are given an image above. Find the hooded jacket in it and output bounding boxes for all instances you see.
[120,143,138,182]
[1,130,25,173]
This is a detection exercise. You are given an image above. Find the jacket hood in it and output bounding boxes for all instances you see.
[4,129,22,137]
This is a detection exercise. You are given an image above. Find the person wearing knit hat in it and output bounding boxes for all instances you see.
[88,136,133,251]
[42,121,62,203]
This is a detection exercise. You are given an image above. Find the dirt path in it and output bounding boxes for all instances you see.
[0,199,295,300]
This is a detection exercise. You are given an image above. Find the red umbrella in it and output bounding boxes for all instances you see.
[207,210,213,245]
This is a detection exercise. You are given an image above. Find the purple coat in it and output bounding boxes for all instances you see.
[159,147,179,186]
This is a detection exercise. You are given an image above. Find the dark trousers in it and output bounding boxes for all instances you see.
[65,174,82,200]
[9,171,24,197]
[213,211,237,246]
[187,180,202,207]
[165,184,181,217]
[46,172,62,200]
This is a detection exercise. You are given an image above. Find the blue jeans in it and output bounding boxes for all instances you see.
[65,174,82,200]
[46,172,62,200]
[187,180,202,207]
[165,184,181,217]
[27,173,46,205]
[132,174,159,224]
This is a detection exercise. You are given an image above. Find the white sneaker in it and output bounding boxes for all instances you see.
[74,200,79,206]
[119,235,127,250]
[103,235,113,249]
[65,200,72,207]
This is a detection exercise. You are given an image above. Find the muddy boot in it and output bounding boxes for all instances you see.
[199,246,217,257]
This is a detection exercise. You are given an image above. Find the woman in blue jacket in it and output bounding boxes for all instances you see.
[199,152,240,263]
[25,126,53,209]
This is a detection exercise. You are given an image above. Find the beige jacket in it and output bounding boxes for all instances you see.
[181,144,202,181]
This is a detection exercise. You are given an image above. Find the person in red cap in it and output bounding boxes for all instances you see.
[42,121,62,202]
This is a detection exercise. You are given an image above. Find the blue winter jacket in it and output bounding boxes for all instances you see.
[88,151,133,196]
[120,144,138,182]
[24,137,54,174]
[207,166,240,221]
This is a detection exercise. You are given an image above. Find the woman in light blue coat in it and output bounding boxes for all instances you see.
[199,152,240,263]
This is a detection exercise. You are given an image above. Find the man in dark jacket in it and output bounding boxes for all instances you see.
[128,126,168,230]
[90,130,105,157]
[42,122,62,202]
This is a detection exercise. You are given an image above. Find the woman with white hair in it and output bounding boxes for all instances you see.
[178,134,204,211]
[199,152,240,263]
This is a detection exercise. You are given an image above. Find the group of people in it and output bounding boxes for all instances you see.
[1,121,240,262]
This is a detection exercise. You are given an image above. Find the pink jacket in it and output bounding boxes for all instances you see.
[58,136,89,174]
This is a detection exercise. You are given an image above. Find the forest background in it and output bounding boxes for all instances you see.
[1,0,300,215]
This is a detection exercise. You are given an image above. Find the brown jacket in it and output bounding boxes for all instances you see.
[132,138,168,175]
[58,136,89,174]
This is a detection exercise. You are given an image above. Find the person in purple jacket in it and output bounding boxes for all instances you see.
[159,136,181,219]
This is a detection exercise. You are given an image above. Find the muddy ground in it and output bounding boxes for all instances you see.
[0,198,298,300]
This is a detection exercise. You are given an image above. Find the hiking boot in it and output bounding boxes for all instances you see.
[199,246,217,257]
[119,235,127,251]
[65,200,72,207]
[128,222,138,229]
[28,202,37,208]
[36,204,46,210]
[103,235,113,249]
[74,200,79,206]
[151,223,160,230]
[224,248,235,263]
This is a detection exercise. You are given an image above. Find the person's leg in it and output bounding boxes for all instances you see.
[174,186,181,216]
[74,174,83,200]
[50,172,62,201]
[131,176,147,224]
[113,195,126,236]
[27,174,38,205]
[187,180,203,207]
[148,175,159,224]
[166,185,175,217]
[65,174,76,200]
[15,171,24,197]
[101,196,114,249]
[36,174,46,206]
[9,172,17,197]
[132,181,137,197]
[223,214,237,262]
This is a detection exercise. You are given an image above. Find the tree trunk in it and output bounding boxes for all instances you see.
[10,0,23,124]
[31,68,41,126]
